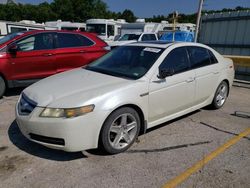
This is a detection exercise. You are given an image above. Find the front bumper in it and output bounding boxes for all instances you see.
[15,105,109,152]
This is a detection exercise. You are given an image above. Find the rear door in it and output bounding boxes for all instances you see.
[9,32,56,80]
[187,46,220,105]
[54,32,102,73]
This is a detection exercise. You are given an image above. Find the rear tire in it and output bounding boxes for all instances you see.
[100,107,140,154]
[0,76,6,98]
[210,81,229,109]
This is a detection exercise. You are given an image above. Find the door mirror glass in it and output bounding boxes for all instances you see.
[158,68,174,79]
[8,44,18,53]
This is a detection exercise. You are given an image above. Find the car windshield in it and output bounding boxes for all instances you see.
[85,46,163,79]
[118,34,140,41]
[86,24,106,36]
[0,32,24,45]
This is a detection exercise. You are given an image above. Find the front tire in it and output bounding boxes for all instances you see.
[100,107,141,154]
[0,76,6,98]
[210,81,229,109]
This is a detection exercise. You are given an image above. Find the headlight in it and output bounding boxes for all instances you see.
[40,105,95,118]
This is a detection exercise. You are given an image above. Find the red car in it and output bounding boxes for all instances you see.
[0,30,109,98]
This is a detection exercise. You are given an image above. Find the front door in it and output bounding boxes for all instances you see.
[148,47,195,126]
[9,32,56,81]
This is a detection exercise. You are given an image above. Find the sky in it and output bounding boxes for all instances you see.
[4,0,250,17]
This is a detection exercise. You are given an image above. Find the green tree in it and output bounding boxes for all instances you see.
[51,0,74,21]
[71,0,108,21]
[36,2,57,22]
[119,9,136,23]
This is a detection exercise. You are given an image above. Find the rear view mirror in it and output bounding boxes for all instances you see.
[158,68,174,79]
[8,44,18,54]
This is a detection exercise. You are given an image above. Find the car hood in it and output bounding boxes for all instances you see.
[23,68,136,108]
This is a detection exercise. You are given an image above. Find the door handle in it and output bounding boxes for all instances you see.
[186,77,195,83]
[213,71,219,75]
[43,53,53,56]
[79,50,86,53]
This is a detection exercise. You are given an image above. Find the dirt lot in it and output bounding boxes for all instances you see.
[0,86,249,188]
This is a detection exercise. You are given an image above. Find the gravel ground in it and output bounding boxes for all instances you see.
[0,86,249,188]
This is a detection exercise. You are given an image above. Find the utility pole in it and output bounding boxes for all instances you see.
[194,0,204,43]
[171,11,179,42]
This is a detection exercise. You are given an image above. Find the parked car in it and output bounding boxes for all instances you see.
[0,30,109,98]
[160,31,195,42]
[16,42,234,154]
[109,32,158,49]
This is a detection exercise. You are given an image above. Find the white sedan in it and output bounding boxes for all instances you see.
[16,42,234,154]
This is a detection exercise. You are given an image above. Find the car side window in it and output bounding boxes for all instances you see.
[141,34,151,41]
[149,34,157,40]
[16,33,54,52]
[208,50,218,64]
[160,47,190,74]
[187,46,211,69]
[57,33,94,48]
[107,25,114,36]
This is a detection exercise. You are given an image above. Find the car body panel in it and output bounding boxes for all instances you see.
[148,69,196,124]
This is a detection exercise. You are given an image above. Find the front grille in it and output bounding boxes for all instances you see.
[18,93,37,115]
[29,133,65,146]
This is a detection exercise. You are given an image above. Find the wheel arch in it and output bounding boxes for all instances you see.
[116,104,146,135]
[98,103,147,146]
[0,72,8,87]
[221,79,230,96]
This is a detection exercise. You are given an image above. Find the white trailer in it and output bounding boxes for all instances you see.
[120,20,167,36]
[45,20,86,31]
[121,19,196,37]
[86,19,126,43]
[0,20,56,37]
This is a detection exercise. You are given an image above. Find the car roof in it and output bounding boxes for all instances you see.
[127,41,209,49]
[1,30,100,46]
[20,29,89,36]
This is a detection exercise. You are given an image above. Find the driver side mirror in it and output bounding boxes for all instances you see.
[8,44,18,54]
[158,68,175,79]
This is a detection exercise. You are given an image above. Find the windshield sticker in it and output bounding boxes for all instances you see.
[143,47,161,53]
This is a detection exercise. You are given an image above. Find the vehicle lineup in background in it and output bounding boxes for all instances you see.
[16,42,234,154]
[109,32,158,48]
[0,30,109,98]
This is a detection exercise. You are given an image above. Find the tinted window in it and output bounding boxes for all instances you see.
[57,33,93,48]
[188,47,211,68]
[0,32,24,45]
[141,34,157,41]
[16,33,54,51]
[10,27,27,33]
[61,27,78,31]
[141,34,150,41]
[118,34,140,41]
[148,34,157,40]
[86,24,105,35]
[107,25,114,36]
[208,50,218,64]
[160,47,190,74]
